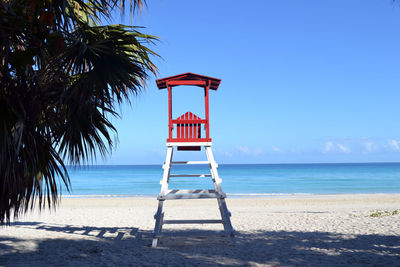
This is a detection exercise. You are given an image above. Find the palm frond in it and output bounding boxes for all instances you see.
[0,0,159,224]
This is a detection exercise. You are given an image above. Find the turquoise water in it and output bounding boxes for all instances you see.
[61,163,400,196]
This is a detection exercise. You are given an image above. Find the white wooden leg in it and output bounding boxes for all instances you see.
[152,200,165,247]
[205,146,223,192]
[160,146,174,195]
[152,146,174,248]
[205,146,234,236]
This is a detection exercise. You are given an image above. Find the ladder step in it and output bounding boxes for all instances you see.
[163,219,223,224]
[158,194,221,200]
[154,230,229,237]
[169,174,212,177]
[171,161,210,165]
[158,189,226,200]
[166,189,216,194]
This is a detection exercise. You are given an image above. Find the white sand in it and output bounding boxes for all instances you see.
[1,194,399,266]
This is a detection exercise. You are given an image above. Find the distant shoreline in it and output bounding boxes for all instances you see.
[66,162,400,167]
[61,192,400,199]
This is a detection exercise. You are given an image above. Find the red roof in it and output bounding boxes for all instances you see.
[156,72,221,90]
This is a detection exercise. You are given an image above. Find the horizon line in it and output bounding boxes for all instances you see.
[65,161,400,167]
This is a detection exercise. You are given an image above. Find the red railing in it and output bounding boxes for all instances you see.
[167,112,211,142]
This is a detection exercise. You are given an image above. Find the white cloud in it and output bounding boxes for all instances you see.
[254,148,262,155]
[236,146,249,154]
[337,144,350,153]
[388,140,400,151]
[363,141,375,152]
[323,141,350,153]
[271,145,281,152]
[236,146,262,156]
[323,141,334,153]
[224,151,233,157]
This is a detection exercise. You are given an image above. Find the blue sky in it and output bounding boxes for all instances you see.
[102,0,400,164]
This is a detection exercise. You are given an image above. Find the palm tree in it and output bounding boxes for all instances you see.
[0,0,158,224]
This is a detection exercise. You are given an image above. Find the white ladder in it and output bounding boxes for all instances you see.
[152,142,234,247]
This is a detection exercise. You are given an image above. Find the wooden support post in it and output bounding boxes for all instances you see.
[205,145,234,237]
[152,200,164,248]
[204,82,210,140]
[152,146,174,247]
[167,84,173,140]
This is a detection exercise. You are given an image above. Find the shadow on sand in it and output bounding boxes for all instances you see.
[1,221,399,266]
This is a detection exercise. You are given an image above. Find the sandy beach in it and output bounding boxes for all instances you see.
[1,194,399,266]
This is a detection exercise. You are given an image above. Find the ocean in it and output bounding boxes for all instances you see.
[62,163,400,196]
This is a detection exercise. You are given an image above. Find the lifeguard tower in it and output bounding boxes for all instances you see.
[152,72,234,247]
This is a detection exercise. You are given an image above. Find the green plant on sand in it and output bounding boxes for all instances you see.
[369,210,399,217]
[0,0,158,224]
